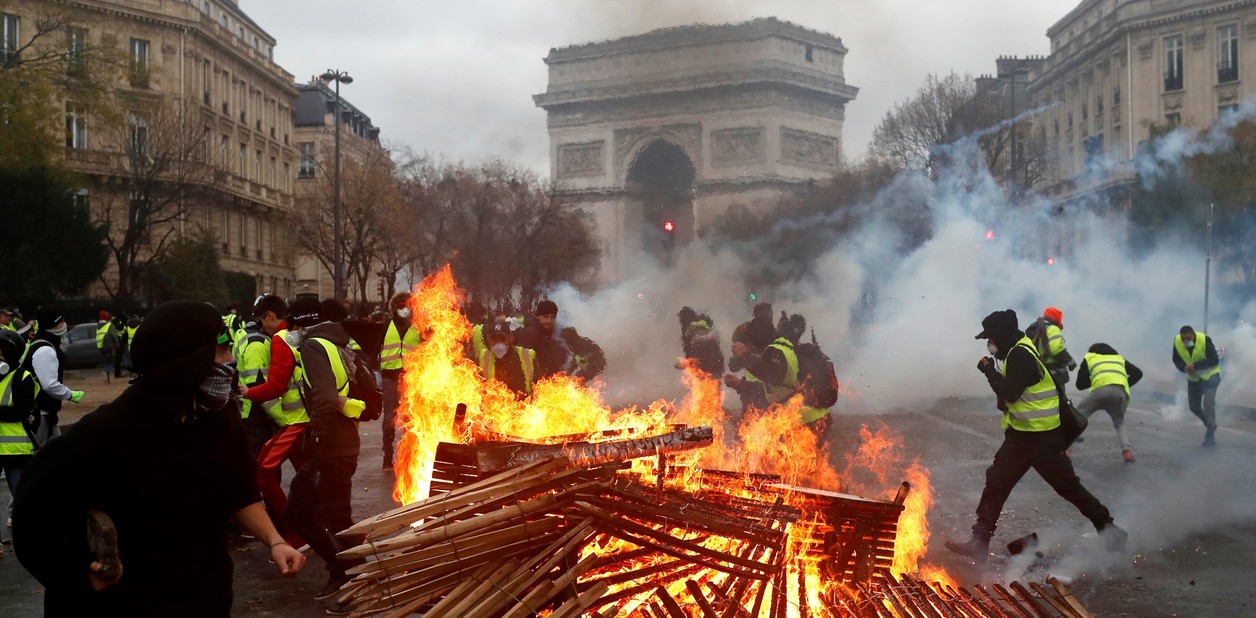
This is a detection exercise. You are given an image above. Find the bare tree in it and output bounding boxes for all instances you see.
[0,2,125,166]
[395,157,600,311]
[91,101,222,301]
[294,143,401,303]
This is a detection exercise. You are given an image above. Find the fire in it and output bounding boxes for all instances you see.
[390,266,956,613]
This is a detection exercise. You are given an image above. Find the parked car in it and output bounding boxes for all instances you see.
[63,323,104,369]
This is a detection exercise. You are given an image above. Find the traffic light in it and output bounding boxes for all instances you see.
[748,292,758,301]
[663,220,675,233]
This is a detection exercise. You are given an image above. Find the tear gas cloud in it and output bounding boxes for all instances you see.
[550,101,1256,418]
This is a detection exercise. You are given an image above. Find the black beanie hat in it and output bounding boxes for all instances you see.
[34,307,64,330]
[288,296,324,328]
[130,300,222,390]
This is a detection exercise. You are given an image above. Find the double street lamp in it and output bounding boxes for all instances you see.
[320,69,353,302]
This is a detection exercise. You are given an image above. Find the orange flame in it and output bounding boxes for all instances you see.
[390,266,956,610]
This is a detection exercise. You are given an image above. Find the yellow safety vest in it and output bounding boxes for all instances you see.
[380,321,422,371]
[1043,323,1066,362]
[1174,333,1221,382]
[304,338,364,420]
[764,338,800,403]
[470,324,487,362]
[237,332,278,420]
[95,322,113,350]
[272,338,309,427]
[1,322,14,332]
[1084,352,1130,398]
[479,347,536,396]
[125,325,138,344]
[1002,337,1061,432]
[0,370,38,456]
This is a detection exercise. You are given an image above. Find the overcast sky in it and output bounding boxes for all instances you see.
[243,0,1067,174]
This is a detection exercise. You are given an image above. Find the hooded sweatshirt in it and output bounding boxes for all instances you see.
[13,301,259,617]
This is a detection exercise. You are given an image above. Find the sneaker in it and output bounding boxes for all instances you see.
[1122,449,1136,463]
[944,535,991,563]
[1203,428,1217,447]
[325,602,354,616]
[315,574,351,601]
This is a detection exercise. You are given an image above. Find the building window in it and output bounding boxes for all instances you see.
[1,13,18,67]
[239,213,246,255]
[239,143,247,176]
[1164,35,1183,91]
[65,103,87,149]
[73,189,90,213]
[1165,112,1182,128]
[1113,83,1120,106]
[202,1,211,15]
[66,26,87,74]
[1084,134,1104,167]
[129,193,152,244]
[255,150,262,181]
[1220,103,1239,116]
[269,156,277,187]
[298,142,315,178]
[1219,24,1239,83]
[220,134,229,167]
[283,162,291,191]
[256,219,264,259]
[128,112,148,156]
[129,38,150,87]
[804,45,813,62]
[202,59,211,105]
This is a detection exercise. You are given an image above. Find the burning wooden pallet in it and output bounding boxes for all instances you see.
[335,427,1093,617]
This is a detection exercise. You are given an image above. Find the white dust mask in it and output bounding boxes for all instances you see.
[491,343,509,359]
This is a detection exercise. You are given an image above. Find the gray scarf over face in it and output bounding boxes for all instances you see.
[193,363,239,416]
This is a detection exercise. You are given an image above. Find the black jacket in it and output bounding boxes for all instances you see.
[980,333,1043,411]
[515,324,568,380]
[1075,344,1144,391]
[300,323,363,459]
[681,322,725,377]
[742,338,792,387]
[13,384,258,617]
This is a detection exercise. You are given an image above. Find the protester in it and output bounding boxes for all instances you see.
[24,308,83,446]
[13,300,304,616]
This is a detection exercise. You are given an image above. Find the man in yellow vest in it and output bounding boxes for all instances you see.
[379,292,421,470]
[286,298,367,602]
[0,328,39,539]
[723,322,768,415]
[0,307,16,331]
[1172,325,1220,446]
[95,311,119,384]
[478,320,536,397]
[946,310,1124,562]
[1076,343,1143,462]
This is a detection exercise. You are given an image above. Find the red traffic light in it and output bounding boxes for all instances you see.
[663,220,675,232]
[985,230,995,241]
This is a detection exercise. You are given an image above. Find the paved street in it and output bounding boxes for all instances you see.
[2,395,1254,617]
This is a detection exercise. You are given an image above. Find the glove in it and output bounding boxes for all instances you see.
[977,357,995,375]
[70,390,86,403]
[1067,360,1078,371]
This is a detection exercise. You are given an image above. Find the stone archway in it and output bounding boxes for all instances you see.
[625,140,695,262]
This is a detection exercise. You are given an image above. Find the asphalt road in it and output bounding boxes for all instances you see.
[2,395,1254,617]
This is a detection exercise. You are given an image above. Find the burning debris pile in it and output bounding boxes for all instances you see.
[339,266,1095,616]
[334,427,1092,617]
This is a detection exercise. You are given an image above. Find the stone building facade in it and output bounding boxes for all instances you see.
[534,18,858,279]
[291,79,387,304]
[3,0,300,301]
[1029,0,1256,204]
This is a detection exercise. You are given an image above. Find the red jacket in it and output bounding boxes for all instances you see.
[246,330,295,403]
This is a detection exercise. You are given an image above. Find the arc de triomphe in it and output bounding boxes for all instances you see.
[534,18,859,280]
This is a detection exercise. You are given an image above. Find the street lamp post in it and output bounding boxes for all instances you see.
[320,69,353,302]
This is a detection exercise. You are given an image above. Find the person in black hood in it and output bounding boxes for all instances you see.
[285,298,369,604]
[945,309,1125,563]
[676,307,724,377]
[12,300,304,617]
[745,302,777,350]
[23,307,84,445]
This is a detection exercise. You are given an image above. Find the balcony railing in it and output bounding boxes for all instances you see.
[1218,65,1239,83]
[1164,74,1183,91]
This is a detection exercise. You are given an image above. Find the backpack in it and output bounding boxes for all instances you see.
[794,341,839,409]
[346,351,383,422]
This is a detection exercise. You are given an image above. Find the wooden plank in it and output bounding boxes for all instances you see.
[1010,581,1058,618]
[1048,577,1094,618]
[1030,581,1082,618]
